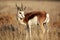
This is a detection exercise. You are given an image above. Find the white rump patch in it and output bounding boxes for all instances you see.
[44,13,49,23]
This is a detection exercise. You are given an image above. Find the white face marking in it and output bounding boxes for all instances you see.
[18,11,25,19]
[17,10,26,25]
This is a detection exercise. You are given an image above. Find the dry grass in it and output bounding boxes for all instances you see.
[0,1,60,40]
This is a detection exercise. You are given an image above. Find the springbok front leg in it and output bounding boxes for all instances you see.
[26,22,32,40]
[41,23,46,33]
[26,23,29,40]
[28,21,32,40]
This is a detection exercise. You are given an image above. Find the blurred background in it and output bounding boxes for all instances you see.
[0,1,60,40]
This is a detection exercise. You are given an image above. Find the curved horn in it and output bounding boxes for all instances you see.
[21,3,27,10]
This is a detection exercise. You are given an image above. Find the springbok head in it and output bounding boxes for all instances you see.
[16,3,26,19]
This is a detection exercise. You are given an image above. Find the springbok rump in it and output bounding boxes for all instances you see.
[16,3,49,40]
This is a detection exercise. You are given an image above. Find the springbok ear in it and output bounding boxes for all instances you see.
[16,4,21,10]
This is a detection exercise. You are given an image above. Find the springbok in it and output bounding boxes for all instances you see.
[16,3,49,40]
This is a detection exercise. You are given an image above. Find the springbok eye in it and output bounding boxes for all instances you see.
[20,13,21,14]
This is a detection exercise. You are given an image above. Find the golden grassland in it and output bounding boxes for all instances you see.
[0,1,60,40]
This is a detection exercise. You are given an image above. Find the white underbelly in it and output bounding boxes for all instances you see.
[17,16,38,26]
[28,16,38,26]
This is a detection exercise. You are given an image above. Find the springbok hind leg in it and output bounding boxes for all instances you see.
[39,22,46,33]
[43,23,47,32]
[39,22,46,40]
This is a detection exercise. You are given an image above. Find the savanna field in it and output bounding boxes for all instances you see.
[0,1,60,40]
